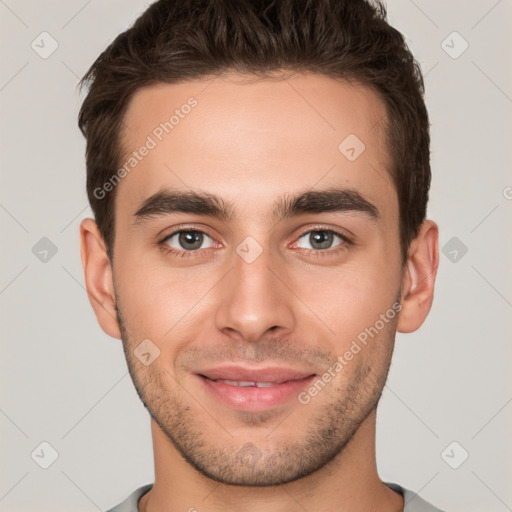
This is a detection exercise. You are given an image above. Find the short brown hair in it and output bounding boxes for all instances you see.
[78,0,430,263]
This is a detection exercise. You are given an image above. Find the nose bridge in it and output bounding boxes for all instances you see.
[215,238,295,342]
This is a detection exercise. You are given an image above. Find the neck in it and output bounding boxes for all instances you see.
[139,409,403,512]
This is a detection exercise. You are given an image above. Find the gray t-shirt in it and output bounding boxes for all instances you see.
[105,482,445,511]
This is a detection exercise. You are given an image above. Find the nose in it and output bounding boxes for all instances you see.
[215,243,296,343]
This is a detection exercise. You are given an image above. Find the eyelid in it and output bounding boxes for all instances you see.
[164,230,214,248]
[158,226,219,260]
[158,224,218,244]
[158,224,351,241]
[157,224,353,258]
[288,226,353,259]
[293,225,353,244]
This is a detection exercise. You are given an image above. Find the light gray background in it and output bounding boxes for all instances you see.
[1,1,511,511]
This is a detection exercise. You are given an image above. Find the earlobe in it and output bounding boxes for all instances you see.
[79,218,121,339]
[397,220,439,334]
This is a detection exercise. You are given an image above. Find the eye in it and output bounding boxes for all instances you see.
[296,229,347,251]
[163,230,214,251]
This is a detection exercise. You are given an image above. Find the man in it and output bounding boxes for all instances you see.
[78,0,442,510]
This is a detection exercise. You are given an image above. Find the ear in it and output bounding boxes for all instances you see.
[397,220,439,333]
[79,218,121,339]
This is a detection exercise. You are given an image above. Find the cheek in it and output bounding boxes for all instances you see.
[114,255,219,340]
[291,257,400,341]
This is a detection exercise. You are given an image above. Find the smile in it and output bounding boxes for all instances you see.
[196,370,317,412]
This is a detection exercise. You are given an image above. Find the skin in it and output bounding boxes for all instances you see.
[80,73,438,512]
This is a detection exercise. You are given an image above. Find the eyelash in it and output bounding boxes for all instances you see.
[157,226,352,259]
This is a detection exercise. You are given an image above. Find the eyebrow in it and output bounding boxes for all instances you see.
[132,187,379,225]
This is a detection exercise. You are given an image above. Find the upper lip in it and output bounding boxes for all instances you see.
[197,365,316,384]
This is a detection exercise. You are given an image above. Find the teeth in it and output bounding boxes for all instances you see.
[215,379,278,387]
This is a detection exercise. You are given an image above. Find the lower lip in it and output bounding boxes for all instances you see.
[197,374,316,411]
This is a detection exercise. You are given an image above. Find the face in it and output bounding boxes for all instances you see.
[111,73,404,485]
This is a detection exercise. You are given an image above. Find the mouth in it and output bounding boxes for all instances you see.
[203,379,292,388]
[195,366,317,411]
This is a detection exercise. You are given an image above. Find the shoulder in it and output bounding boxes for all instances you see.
[104,484,153,512]
[385,482,446,512]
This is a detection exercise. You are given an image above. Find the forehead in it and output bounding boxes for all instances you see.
[116,73,394,221]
